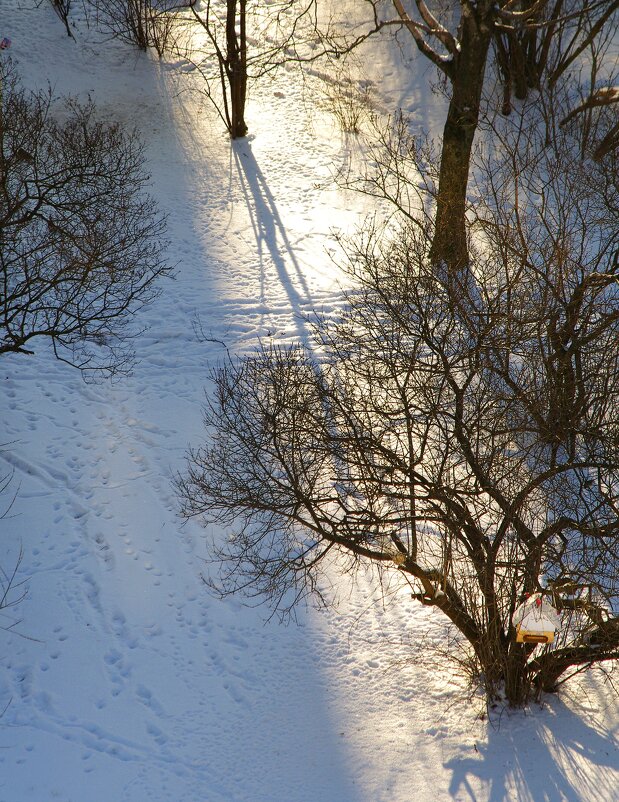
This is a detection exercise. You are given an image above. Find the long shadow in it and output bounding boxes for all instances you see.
[232,139,314,344]
[143,80,364,802]
[444,696,619,802]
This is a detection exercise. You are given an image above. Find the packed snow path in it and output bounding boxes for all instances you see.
[1,3,618,801]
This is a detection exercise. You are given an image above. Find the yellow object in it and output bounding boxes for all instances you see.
[515,625,555,645]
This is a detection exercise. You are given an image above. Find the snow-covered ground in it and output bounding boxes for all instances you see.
[1,3,618,801]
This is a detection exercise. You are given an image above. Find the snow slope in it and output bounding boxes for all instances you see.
[1,3,618,801]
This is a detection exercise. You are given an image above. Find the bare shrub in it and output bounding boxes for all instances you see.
[95,0,179,56]
[0,59,170,377]
[320,65,375,135]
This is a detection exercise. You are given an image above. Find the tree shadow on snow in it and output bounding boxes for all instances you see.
[231,139,314,344]
[444,696,619,802]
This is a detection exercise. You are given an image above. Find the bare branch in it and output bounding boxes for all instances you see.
[392,0,454,77]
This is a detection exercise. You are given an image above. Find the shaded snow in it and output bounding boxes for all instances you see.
[1,3,618,801]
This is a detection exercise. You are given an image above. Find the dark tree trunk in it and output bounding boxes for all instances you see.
[503,643,535,706]
[509,33,529,100]
[429,8,492,272]
[523,29,539,89]
[226,0,248,139]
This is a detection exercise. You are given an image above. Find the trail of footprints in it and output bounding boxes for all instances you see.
[5,350,262,770]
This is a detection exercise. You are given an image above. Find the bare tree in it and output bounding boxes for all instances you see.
[384,0,619,270]
[94,0,180,56]
[178,109,619,707]
[185,0,249,138]
[172,0,350,139]
[0,61,169,377]
[492,1,619,114]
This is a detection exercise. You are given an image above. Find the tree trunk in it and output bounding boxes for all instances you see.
[503,643,534,706]
[430,9,492,272]
[226,0,248,139]
[509,33,528,100]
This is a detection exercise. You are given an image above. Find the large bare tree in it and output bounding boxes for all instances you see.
[179,107,619,707]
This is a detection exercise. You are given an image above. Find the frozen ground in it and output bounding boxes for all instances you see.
[1,2,618,801]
